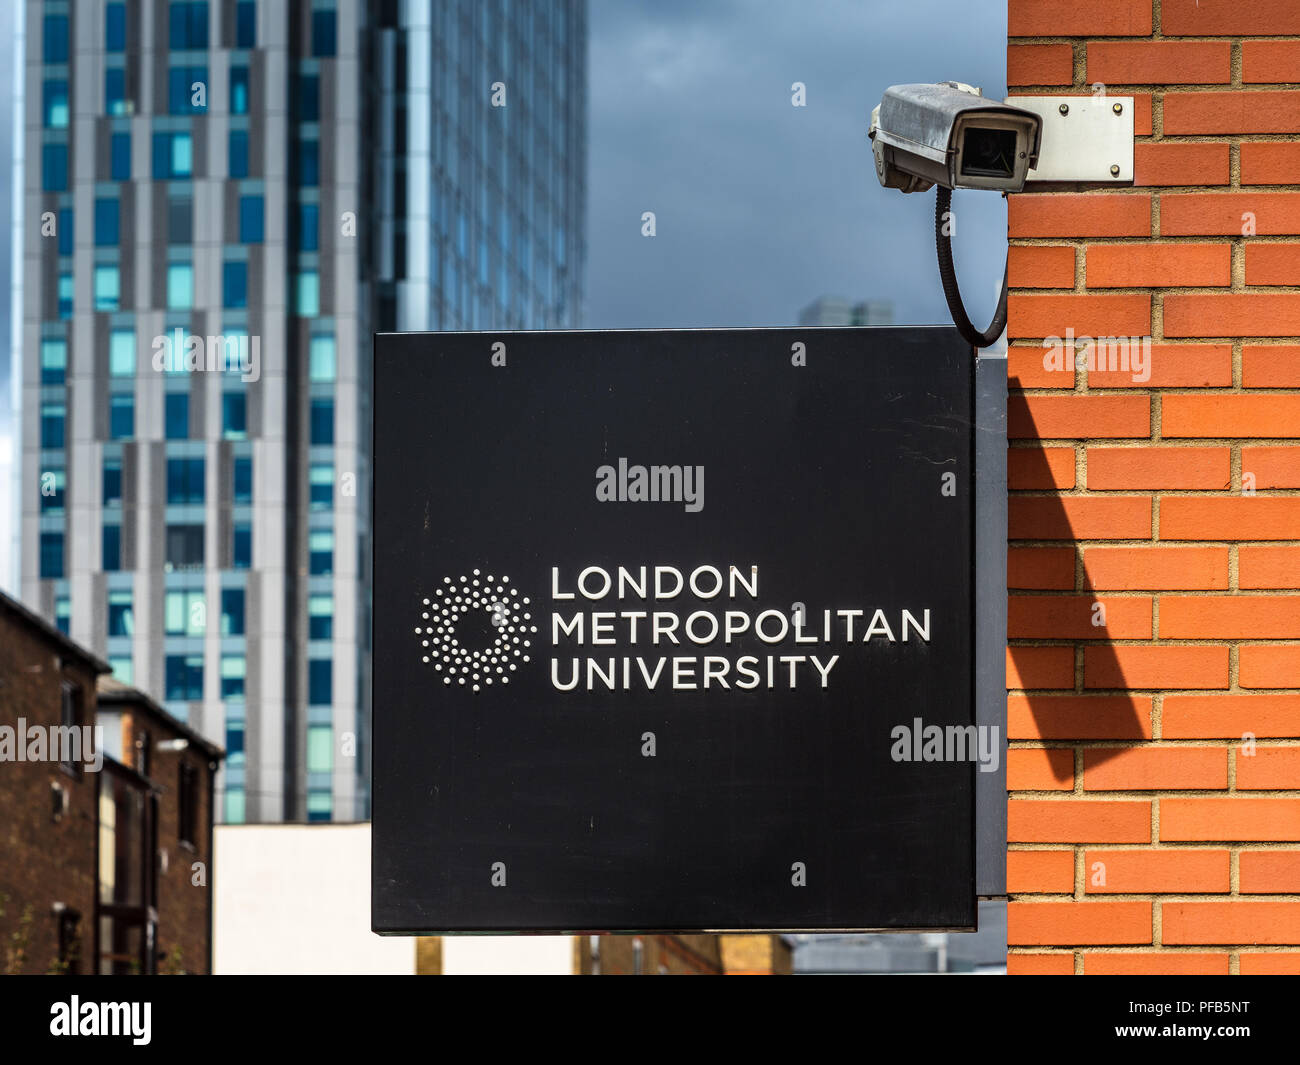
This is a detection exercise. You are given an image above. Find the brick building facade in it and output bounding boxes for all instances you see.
[0,591,222,974]
[1006,0,1300,974]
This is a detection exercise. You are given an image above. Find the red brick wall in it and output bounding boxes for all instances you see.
[1007,0,1300,974]
[0,622,99,974]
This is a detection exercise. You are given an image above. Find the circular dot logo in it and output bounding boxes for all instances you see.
[415,569,538,692]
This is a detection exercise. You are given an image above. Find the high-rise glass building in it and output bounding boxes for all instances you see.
[17,0,586,822]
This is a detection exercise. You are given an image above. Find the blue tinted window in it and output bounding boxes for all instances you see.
[169,66,207,113]
[311,10,336,57]
[308,659,331,705]
[165,393,189,439]
[239,195,263,242]
[223,392,247,437]
[94,266,120,311]
[43,144,68,191]
[40,533,64,579]
[106,4,127,51]
[221,588,246,635]
[223,260,248,308]
[300,140,318,186]
[41,340,67,385]
[169,2,209,50]
[233,523,252,569]
[233,456,252,503]
[299,203,318,251]
[165,654,204,701]
[309,530,332,575]
[111,132,131,180]
[106,68,126,114]
[43,15,69,63]
[108,590,133,637]
[103,524,122,571]
[298,74,319,122]
[152,131,192,179]
[40,469,65,513]
[310,399,333,445]
[167,456,204,503]
[229,129,249,178]
[58,273,74,319]
[44,79,68,128]
[110,394,134,439]
[57,209,73,256]
[95,199,120,246]
[104,458,123,504]
[235,2,256,48]
[230,66,249,114]
[41,402,66,449]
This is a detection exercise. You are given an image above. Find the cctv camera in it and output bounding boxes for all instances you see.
[869,82,1042,194]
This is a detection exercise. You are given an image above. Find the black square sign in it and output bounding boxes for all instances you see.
[372,327,976,933]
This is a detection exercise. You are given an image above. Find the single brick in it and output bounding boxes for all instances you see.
[1008,245,1076,289]
[1246,244,1300,286]
[1237,747,1300,790]
[1082,745,1228,788]
[1239,850,1300,894]
[1243,345,1300,387]
[1008,546,1076,589]
[1008,747,1075,790]
[1008,901,1152,945]
[1242,41,1300,84]
[1008,345,1074,389]
[1007,645,1076,689]
[1160,596,1300,639]
[1007,44,1074,86]
[1134,142,1230,187]
[1162,694,1300,739]
[1087,41,1231,85]
[1009,394,1150,439]
[1239,645,1300,689]
[1164,902,1300,946]
[1241,144,1300,186]
[1009,294,1152,339]
[1007,953,1074,975]
[1088,344,1231,389]
[1009,194,1151,238]
[1086,447,1229,490]
[1085,243,1230,288]
[1164,91,1300,135]
[1161,798,1300,842]
[1240,547,1300,590]
[1008,695,1153,741]
[1083,645,1230,691]
[1242,446,1300,489]
[1161,395,1300,437]
[1008,849,1075,893]
[1240,953,1300,975]
[1009,595,1153,640]
[1009,800,1151,843]
[1164,0,1300,35]
[1009,497,1152,540]
[1009,0,1152,36]
[1161,499,1300,541]
[1084,952,1229,975]
[1082,849,1230,894]
[1009,447,1076,489]
[1081,546,1229,591]
[1164,294,1300,338]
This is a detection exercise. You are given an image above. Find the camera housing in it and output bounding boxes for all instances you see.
[869,82,1042,194]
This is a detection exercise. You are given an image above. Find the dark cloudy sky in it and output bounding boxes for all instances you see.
[585,0,1008,329]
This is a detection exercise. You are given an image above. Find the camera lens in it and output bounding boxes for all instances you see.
[960,127,1016,178]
